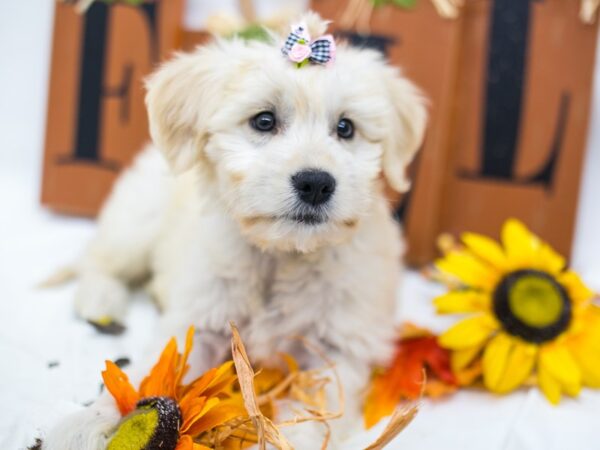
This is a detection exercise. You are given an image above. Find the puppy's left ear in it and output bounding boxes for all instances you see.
[381,69,428,193]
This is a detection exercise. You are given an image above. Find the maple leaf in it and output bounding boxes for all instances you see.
[364,334,457,429]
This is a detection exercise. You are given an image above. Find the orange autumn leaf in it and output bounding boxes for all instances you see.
[364,335,457,429]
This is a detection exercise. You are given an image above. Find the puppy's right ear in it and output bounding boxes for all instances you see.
[145,45,228,174]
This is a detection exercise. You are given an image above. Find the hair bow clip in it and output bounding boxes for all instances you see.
[281,23,336,68]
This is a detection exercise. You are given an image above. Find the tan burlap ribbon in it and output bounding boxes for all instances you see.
[340,0,463,32]
[581,0,600,24]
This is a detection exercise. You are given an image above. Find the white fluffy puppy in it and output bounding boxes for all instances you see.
[45,12,426,450]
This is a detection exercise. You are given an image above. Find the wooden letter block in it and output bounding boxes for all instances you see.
[41,0,183,216]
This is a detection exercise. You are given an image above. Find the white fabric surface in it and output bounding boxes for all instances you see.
[1,1,600,449]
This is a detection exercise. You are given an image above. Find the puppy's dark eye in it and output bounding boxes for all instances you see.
[251,111,276,132]
[337,118,354,139]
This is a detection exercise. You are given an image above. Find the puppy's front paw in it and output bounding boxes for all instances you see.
[74,273,129,329]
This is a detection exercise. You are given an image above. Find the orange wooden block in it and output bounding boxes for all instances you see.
[41,0,183,216]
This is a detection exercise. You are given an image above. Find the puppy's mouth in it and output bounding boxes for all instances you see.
[241,212,328,227]
[286,212,326,225]
[281,202,331,225]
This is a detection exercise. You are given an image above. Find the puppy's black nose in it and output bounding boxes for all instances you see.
[291,170,336,206]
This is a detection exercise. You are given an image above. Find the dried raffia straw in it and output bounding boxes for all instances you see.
[197,416,258,448]
[276,336,345,427]
[200,325,345,449]
[430,0,464,19]
[356,0,374,35]
[58,0,95,13]
[340,0,463,31]
[230,322,294,450]
[581,0,600,24]
[76,0,95,13]
[339,0,365,30]
[269,336,345,450]
[320,421,332,450]
[257,372,298,406]
[363,402,420,450]
[229,326,418,449]
[239,0,257,23]
[417,232,464,288]
[60,0,138,13]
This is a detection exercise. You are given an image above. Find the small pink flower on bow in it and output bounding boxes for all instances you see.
[288,42,313,63]
[281,23,336,67]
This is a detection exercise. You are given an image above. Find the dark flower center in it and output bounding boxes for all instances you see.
[493,269,572,343]
[108,397,181,450]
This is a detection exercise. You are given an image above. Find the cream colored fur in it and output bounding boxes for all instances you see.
[43,12,427,449]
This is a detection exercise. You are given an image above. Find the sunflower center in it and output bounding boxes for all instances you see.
[493,269,571,343]
[108,397,181,450]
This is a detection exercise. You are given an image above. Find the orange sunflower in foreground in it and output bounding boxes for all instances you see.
[435,218,600,404]
[102,326,244,450]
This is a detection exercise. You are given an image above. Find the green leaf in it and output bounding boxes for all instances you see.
[392,0,418,8]
[370,0,389,7]
[233,24,270,42]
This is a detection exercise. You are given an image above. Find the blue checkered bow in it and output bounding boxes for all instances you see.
[281,25,335,66]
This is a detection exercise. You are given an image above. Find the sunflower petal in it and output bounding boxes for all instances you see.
[462,232,508,270]
[180,397,220,433]
[558,271,595,305]
[179,368,218,406]
[175,435,213,450]
[451,344,484,372]
[102,360,139,416]
[568,332,600,388]
[209,361,235,387]
[204,374,238,398]
[574,353,600,388]
[436,251,500,290]
[184,402,246,436]
[496,339,537,393]
[175,326,195,388]
[439,315,497,350]
[180,397,208,432]
[139,337,179,398]
[536,243,566,274]
[482,333,512,392]
[175,435,194,450]
[539,344,582,397]
[502,219,539,269]
[538,367,562,405]
[194,445,212,450]
[434,290,490,314]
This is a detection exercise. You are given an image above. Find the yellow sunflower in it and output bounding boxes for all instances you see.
[434,218,600,404]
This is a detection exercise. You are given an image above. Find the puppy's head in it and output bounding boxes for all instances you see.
[146,13,427,253]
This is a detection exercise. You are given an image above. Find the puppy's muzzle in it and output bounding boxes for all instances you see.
[291,169,336,206]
